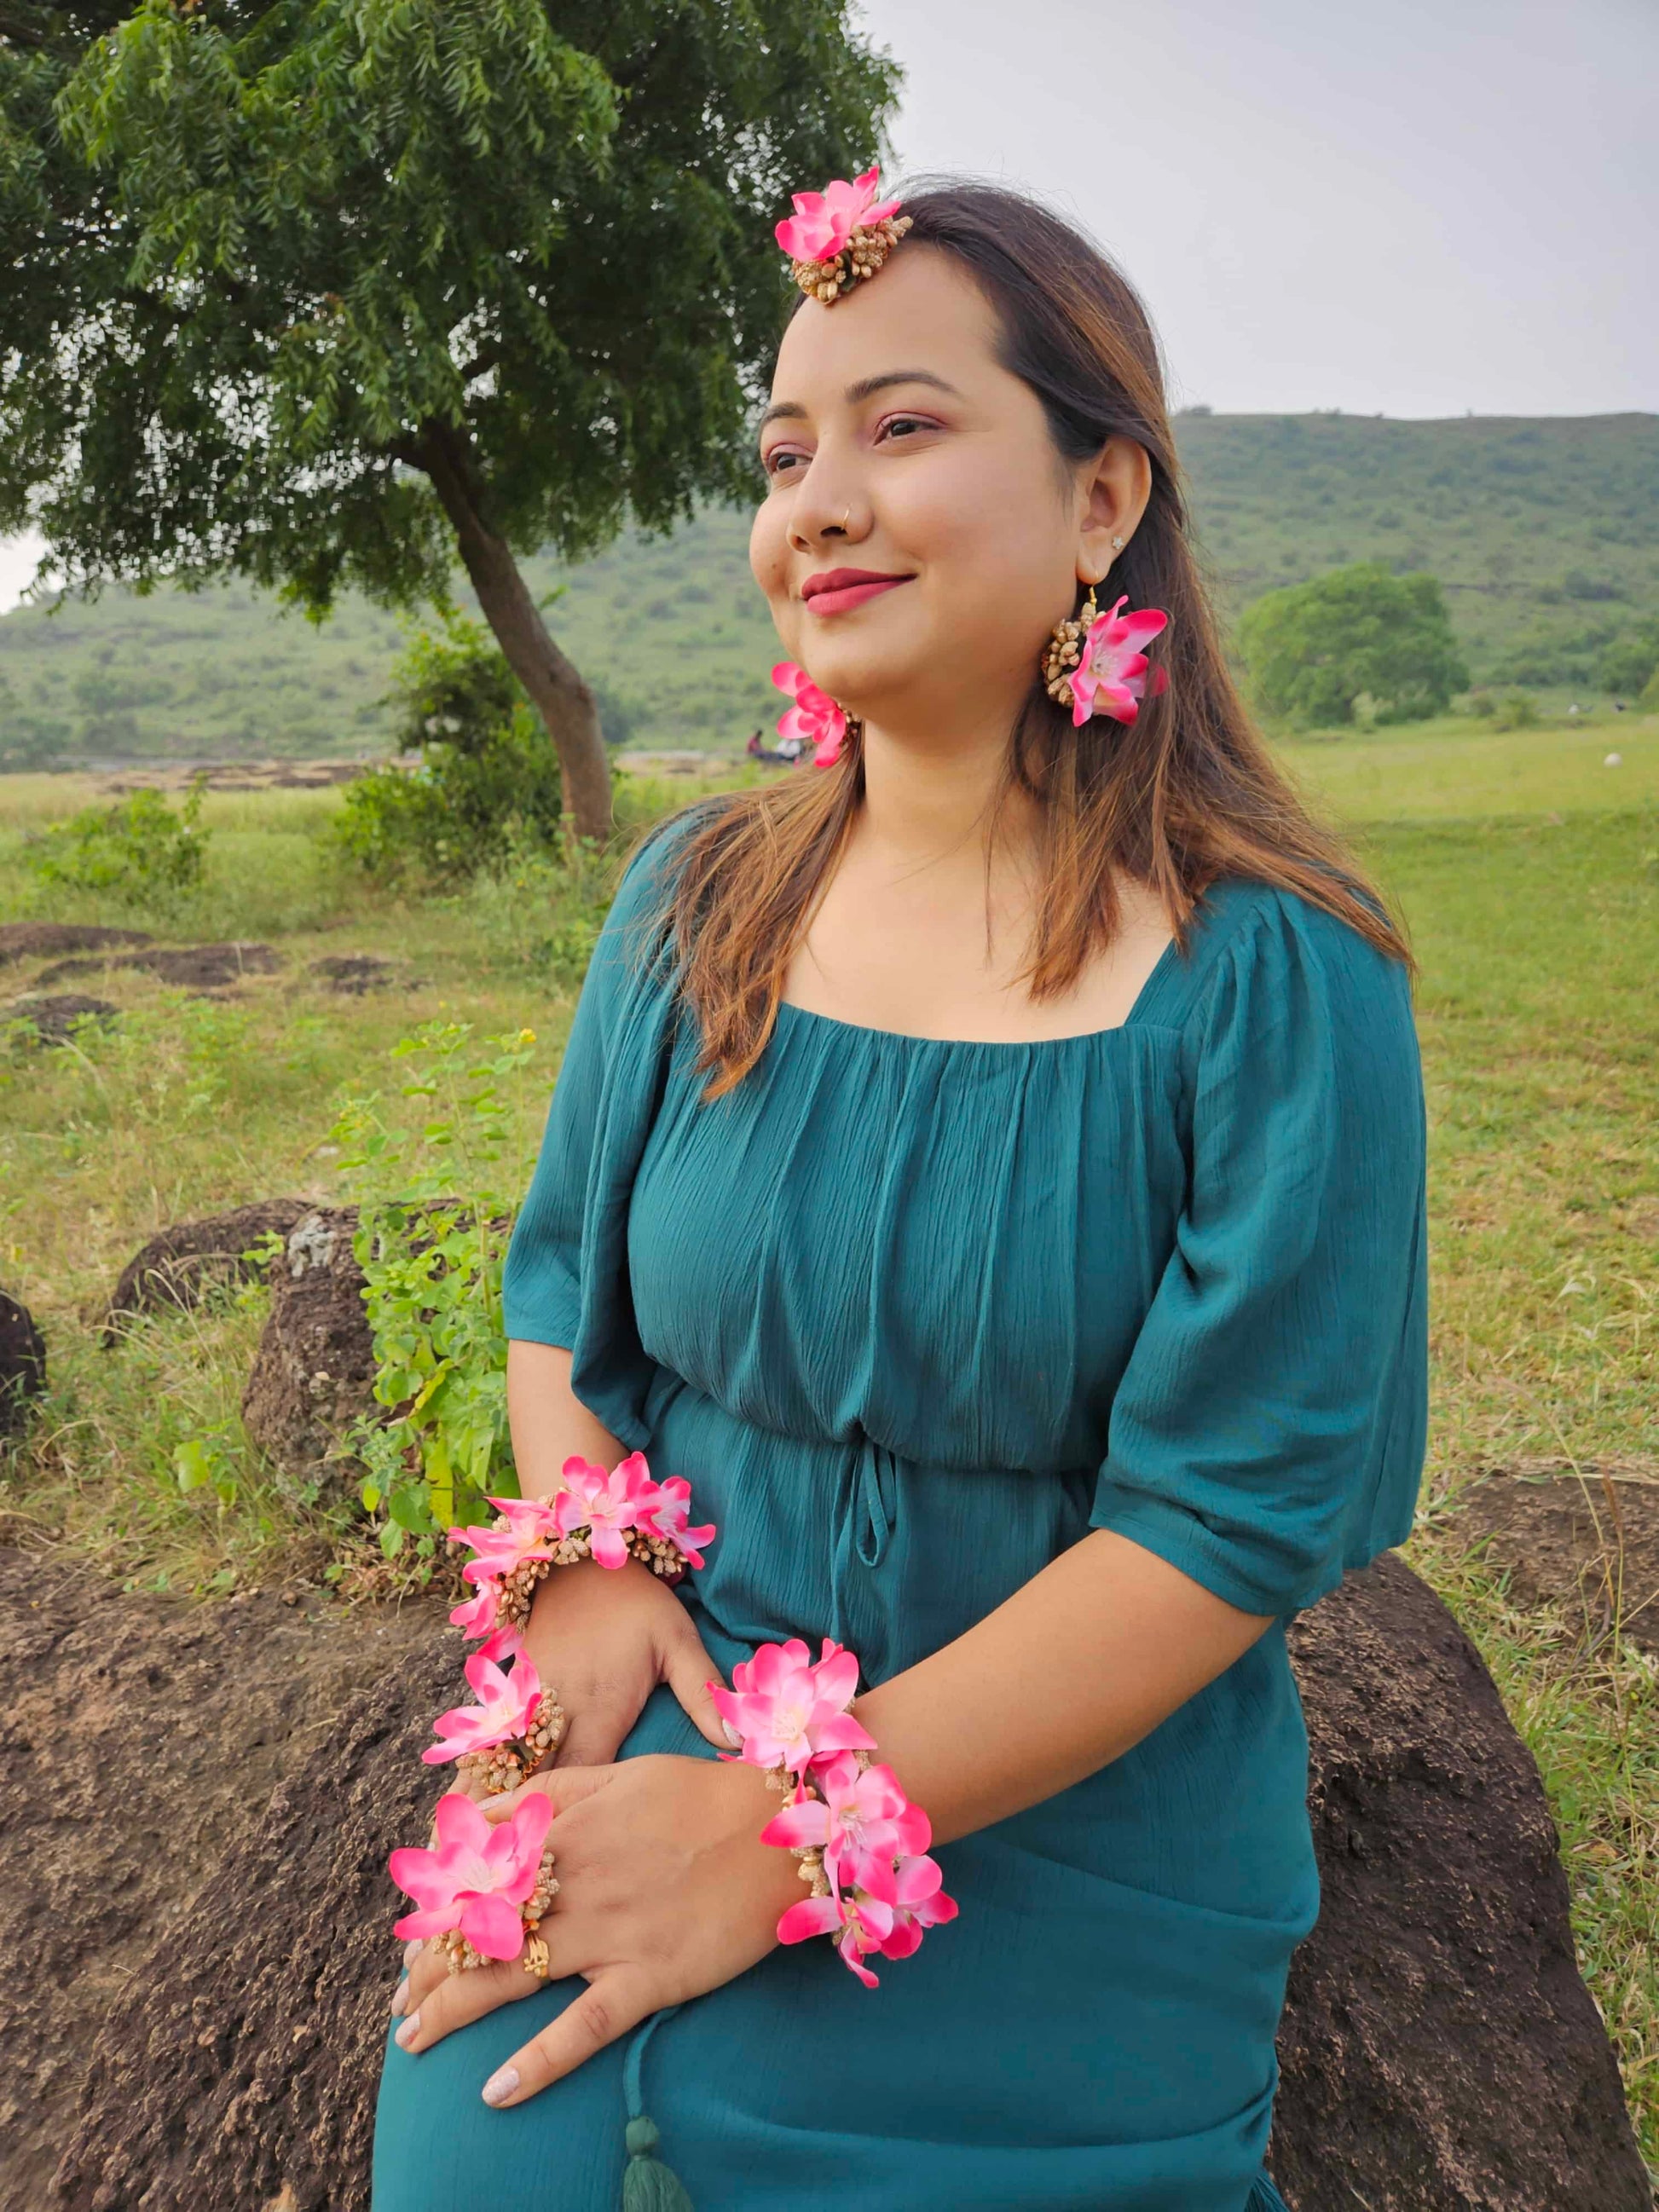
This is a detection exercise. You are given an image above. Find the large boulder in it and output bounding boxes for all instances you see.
[20,1554,1648,2211]
[1272,1552,1650,2209]
[240,1208,378,1481]
[0,1292,46,1440]
[104,1198,313,1339]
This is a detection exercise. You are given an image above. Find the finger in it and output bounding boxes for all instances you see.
[661,1622,731,1751]
[481,1764,613,1823]
[406,1938,455,2012]
[552,1702,631,1770]
[481,1966,658,2107]
[393,1949,541,2055]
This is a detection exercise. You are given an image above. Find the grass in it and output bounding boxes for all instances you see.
[2,721,1658,2163]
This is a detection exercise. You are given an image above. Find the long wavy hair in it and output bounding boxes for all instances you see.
[652,182,1409,1098]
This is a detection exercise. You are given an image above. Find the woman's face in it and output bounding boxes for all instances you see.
[749,246,1132,737]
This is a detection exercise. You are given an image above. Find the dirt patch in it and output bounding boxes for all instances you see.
[5,993,120,1045]
[1452,1466,1659,1651]
[308,954,414,996]
[0,1545,448,2209]
[35,942,285,992]
[104,1199,313,1340]
[0,923,153,967]
[93,761,373,796]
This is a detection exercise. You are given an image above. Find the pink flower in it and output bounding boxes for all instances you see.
[873,1852,959,1960]
[448,1580,500,1638]
[760,1754,931,1891]
[422,1648,545,1765]
[474,1623,524,1668]
[775,165,902,264]
[708,1637,876,1777]
[1067,596,1170,727]
[449,1495,558,1587]
[552,1452,658,1569]
[388,1790,552,1962]
[639,1475,716,1570]
[772,663,848,768]
[776,1885,894,1988]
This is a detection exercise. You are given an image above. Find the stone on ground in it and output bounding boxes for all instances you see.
[240,1207,377,1482]
[4,993,119,1046]
[104,1198,314,1340]
[0,922,152,966]
[0,1294,46,1439]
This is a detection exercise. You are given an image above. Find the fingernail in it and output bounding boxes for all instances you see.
[481,1791,516,1813]
[395,2013,420,2050]
[390,1978,409,2018]
[403,1938,423,1969]
[482,2065,519,2107]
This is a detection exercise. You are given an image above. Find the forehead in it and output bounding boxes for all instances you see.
[769,245,1003,400]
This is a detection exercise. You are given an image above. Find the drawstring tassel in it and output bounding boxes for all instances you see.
[621,2005,693,2210]
[621,2116,695,2211]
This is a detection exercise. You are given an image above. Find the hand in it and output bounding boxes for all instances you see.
[523,1554,727,1770]
[390,1755,803,2107]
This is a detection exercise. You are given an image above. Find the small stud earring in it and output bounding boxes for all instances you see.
[1111,535,1124,551]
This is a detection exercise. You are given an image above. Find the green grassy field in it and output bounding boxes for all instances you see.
[2,718,1656,2162]
[4,410,1656,766]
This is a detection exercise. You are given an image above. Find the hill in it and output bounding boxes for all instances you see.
[2,412,1655,767]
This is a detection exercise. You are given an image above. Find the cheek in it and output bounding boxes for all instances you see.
[749,501,789,604]
[897,452,1072,636]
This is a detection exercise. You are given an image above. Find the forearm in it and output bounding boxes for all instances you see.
[506,1338,625,1502]
[853,1528,1273,1845]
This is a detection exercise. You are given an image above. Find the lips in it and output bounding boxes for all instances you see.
[801,568,913,616]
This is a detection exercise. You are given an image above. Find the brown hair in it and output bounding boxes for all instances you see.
[656,181,1409,1097]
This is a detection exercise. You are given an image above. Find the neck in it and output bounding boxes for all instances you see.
[855,689,1037,867]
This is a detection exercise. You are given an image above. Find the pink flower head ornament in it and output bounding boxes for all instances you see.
[1065,596,1169,728]
[389,1790,553,1963]
[776,165,913,305]
[772,662,851,767]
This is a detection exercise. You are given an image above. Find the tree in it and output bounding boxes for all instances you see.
[1236,562,1470,730]
[0,0,898,839]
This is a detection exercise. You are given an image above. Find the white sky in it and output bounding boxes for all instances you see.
[3,0,1653,610]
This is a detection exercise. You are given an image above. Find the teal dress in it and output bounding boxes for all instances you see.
[373,809,1428,2212]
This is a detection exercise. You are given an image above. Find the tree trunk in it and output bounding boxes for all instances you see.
[415,424,614,845]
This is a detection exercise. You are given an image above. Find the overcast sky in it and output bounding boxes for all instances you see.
[3,0,1653,609]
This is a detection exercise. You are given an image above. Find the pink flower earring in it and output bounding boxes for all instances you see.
[772,662,858,766]
[1042,585,1170,728]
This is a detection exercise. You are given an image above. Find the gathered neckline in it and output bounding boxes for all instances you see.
[773,935,1184,1052]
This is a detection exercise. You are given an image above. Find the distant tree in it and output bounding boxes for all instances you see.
[0,0,898,839]
[1596,620,1659,698]
[1237,562,1470,729]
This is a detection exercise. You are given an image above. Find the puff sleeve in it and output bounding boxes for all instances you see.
[500,814,699,1426]
[1089,889,1429,1618]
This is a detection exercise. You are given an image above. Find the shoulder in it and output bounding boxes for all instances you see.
[1171,875,1413,1021]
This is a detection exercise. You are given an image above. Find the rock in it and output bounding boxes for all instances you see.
[0,1545,448,2209]
[0,922,152,966]
[5,994,119,1046]
[34,942,284,992]
[103,1198,314,1341]
[1452,1467,1659,1655]
[1271,1552,1649,2209]
[0,1294,46,1440]
[240,1209,378,1481]
[31,1551,1649,2212]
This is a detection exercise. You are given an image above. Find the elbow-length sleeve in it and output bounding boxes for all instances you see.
[1090,888,1429,1619]
[500,811,702,1440]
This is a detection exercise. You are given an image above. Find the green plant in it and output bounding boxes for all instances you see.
[460,829,617,983]
[1493,690,1540,731]
[1237,562,1470,729]
[24,778,210,907]
[1598,621,1659,699]
[330,1020,543,1558]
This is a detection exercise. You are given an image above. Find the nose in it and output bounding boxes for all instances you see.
[789,483,865,553]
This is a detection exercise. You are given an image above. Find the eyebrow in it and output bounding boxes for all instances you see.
[757,368,964,435]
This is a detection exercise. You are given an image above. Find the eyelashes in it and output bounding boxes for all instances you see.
[761,413,939,481]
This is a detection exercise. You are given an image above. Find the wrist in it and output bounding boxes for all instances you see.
[713,1760,802,1943]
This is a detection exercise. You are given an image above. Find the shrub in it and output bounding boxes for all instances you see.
[24,778,210,906]
[1596,621,1659,699]
[332,609,562,882]
[1236,562,1469,730]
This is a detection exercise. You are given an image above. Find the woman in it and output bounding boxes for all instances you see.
[373,179,1427,2212]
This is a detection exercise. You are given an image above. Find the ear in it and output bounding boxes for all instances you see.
[1077,436,1153,586]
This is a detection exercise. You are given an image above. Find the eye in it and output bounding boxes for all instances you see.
[875,413,936,445]
[763,444,812,481]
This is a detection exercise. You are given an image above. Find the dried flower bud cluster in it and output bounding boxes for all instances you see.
[788,213,913,304]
